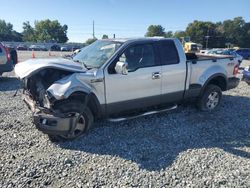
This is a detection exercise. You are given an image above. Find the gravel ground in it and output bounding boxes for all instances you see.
[0,58,249,187]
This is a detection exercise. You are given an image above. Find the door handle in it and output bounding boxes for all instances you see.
[152,72,161,79]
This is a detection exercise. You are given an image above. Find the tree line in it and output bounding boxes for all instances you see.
[0,19,68,43]
[145,17,250,48]
[1,17,250,47]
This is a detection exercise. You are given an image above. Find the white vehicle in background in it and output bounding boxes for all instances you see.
[206,49,243,64]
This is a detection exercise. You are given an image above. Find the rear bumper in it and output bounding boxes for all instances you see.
[227,77,240,90]
[23,93,76,135]
[242,69,250,84]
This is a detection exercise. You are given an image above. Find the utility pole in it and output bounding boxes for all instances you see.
[113,34,116,39]
[205,28,210,49]
[92,20,95,39]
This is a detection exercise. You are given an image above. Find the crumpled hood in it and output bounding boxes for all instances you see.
[15,58,87,79]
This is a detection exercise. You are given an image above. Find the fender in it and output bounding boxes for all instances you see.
[47,73,92,100]
[201,73,228,94]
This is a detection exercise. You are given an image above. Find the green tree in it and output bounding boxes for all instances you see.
[22,21,35,42]
[145,25,165,37]
[34,19,68,43]
[173,31,186,39]
[102,34,109,39]
[86,38,97,45]
[0,19,22,41]
[165,31,173,38]
[241,22,250,47]
[185,20,217,48]
[221,17,246,47]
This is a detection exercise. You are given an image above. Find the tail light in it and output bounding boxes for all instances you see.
[4,47,11,62]
[233,65,239,75]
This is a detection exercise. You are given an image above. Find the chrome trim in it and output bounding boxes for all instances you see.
[107,104,177,122]
[152,72,161,79]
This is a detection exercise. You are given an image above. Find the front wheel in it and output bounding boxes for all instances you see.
[49,100,94,141]
[197,84,222,111]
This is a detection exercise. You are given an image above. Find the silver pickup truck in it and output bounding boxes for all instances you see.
[15,38,240,140]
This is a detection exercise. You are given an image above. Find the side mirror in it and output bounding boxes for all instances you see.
[115,61,128,75]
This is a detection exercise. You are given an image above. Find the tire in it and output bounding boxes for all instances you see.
[48,99,94,141]
[197,84,222,111]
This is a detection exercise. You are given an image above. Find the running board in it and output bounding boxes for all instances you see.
[107,104,178,122]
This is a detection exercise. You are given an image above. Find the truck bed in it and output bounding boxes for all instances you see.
[186,53,234,61]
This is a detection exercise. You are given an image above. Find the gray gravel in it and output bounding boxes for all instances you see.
[0,63,250,187]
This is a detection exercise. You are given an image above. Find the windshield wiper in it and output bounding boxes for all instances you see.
[73,59,89,69]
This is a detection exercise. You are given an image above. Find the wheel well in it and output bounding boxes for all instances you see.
[206,76,227,91]
[66,92,101,119]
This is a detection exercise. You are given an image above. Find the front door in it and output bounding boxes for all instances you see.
[105,43,162,114]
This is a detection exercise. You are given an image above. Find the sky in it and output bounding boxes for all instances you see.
[0,0,250,42]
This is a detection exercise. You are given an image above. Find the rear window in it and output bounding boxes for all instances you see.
[158,40,179,65]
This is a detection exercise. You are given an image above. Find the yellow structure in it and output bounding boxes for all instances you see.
[184,42,202,53]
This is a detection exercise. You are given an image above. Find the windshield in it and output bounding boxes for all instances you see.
[191,44,198,51]
[73,40,122,68]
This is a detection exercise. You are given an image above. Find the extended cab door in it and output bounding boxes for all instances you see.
[158,40,187,103]
[104,42,162,114]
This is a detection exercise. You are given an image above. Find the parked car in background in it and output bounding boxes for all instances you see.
[72,46,80,51]
[61,46,71,51]
[242,66,250,85]
[235,48,250,59]
[7,46,18,65]
[29,45,47,51]
[17,44,28,51]
[206,49,243,64]
[0,42,13,75]
[49,44,61,51]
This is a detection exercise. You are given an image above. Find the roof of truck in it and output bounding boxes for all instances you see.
[102,37,176,43]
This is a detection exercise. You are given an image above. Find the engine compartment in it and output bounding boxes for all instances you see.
[24,68,73,107]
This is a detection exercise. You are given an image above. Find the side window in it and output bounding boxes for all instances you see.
[119,44,156,72]
[159,41,179,65]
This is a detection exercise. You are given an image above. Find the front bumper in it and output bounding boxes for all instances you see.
[227,77,240,90]
[23,93,77,135]
[34,112,77,135]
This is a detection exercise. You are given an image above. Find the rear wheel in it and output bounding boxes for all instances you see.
[48,100,94,141]
[197,84,222,111]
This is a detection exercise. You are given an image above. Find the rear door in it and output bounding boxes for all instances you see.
[158,40,186,103]
[105,42,162,114]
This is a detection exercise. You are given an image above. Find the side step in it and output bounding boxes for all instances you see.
[107,104,178,122]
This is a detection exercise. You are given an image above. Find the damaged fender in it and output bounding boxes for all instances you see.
[47,73,92,100]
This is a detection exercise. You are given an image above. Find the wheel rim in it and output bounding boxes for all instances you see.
[61,113,86,139]
[206,91,219,110]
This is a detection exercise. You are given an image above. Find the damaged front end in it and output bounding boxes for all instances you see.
[15,58,90,136]
[21,68,80,135]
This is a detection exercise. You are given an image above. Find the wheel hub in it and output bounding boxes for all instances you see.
[206,91,219,109]
[61,113,86,139]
